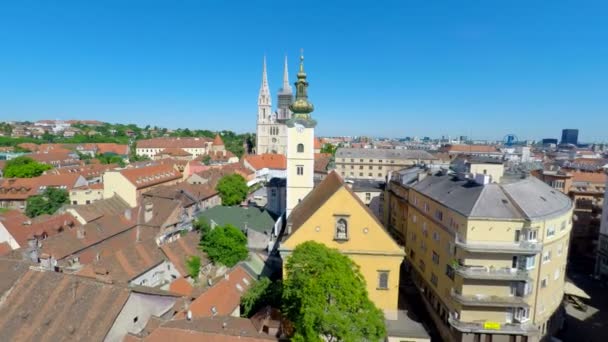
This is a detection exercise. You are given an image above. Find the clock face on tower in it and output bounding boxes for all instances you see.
[295,123,304,133]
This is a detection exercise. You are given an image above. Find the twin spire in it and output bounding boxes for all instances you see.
[259,55,293,97]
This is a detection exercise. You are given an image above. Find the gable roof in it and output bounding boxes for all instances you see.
[0,211,79,248]
[160,232,210,277]
[213,134,224,146]
[67,196,131,223]
[143,317,277,342]
[118,164,181,189]
[186,266,254,318]
[0,270,131,341]
[244,154,286,170]
[137,137,212,149]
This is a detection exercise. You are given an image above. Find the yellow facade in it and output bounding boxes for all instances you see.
[281,184,405,316]
[386,169,574,342]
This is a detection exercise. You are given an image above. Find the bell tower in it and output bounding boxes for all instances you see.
[286,51,317,217]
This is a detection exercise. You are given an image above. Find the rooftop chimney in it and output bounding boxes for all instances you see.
[144,202,154,223]
[124,208,132,221]
[186,310,192,321]
[76,226,86,239]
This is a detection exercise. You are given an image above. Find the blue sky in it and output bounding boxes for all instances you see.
[0,1,606,142]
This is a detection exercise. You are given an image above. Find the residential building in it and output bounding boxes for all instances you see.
[66,196,131,225]
[135,137,213,159]
[243,153,287,182]
[186,162,255,187]
[69,183,104,205]
[335,148,437,181]
[0,210,78,250]
[595,171,608,279]
[385,163,574,342]
[103,164,181,207]
[0,174,87,209]
[438,144,503,158]
[256,56,293,155]
[280,171,405,317]
[348,179,385,219]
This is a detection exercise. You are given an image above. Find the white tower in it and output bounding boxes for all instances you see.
[286,52,316,217]
[256,56,273,154]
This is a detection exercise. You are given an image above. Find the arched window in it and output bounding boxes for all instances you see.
[297,143,304,153]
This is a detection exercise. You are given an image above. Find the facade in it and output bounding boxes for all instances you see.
[103,164,181,207]
[70,183,104,205]
[595,172,608,279]
[256,57,293,155]
[385,164,574,342]
[280,171,405,317]
[285,54,316,217]
[135,137,213,159]
[335,148,437,181]
[560,129,579,146]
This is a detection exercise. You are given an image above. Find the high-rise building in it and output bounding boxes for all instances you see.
[286,53,316,217]
[256,57,293,155]
[560,129,579,146]
[385,162,574,342]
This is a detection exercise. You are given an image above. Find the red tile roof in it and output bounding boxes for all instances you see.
[137,137,212,149]
[119,164,181,189]
[314,137,323,150]
[440,144,500,154]
[314,153,332,174]
[0,242,12,256]
[571,171,607,184]
[160,233,209,277]
[243,154,286,170]
[169,277,194,297]
[0,174,85,200]
[157,148,192,157]
[0,211,79,248]
[186,266,253,318]
[143,317,277,342]
[213,134,224,146]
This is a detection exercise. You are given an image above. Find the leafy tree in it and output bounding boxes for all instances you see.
[241,277,283,317]
[186,255,201,280]
[194,218,211,238]
[25,187,69,218]
[3,156,52,178]
[202,154,211,165]
[216,174,248,206]
[97,153,125,167]
[320,143,337,155]
[283,241,386,342]
[199,224,248,267]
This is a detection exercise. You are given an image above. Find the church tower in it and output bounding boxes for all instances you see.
[276,56,293,121]
[256,56,272,154]
[286,52,316,217]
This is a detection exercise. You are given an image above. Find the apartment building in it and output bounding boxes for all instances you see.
[135,137,213,159]
[385,162,574,342]
[335,148,437,181]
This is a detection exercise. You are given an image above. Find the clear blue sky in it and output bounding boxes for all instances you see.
[0,1,606,142]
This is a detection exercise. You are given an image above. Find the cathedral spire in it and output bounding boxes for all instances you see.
[258,56,271,106]
[289,50,314,118]
[281,55,292,94]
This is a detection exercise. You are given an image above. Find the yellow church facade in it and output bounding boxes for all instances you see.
[280,171,405,316]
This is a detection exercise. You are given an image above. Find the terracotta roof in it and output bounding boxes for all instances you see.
[169,277,194,297]
[46,163,117,180]
[571,171,607,184]
[77,237,166,284]
[243,154,286,171]
[0,242,12,256]
[314,153,332,174]
[67,196,131,223]
[157,148,192,157]
[0,174,86,201]
[213,134,224,146]
[314,137,323,150]
[137,137,212,149]
[160,233,210,277]
[143,317,277,342]
[0,258,31,296]
[185,266,253,318]
[118,164,181,189]
[96,143,129,155]
[143,182,219,205]
[0,211,79,248]
[192,163,254,188]
[29,151,79,165]
[0,270,131,341]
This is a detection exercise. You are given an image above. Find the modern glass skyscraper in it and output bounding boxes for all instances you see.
[560,129,579,145]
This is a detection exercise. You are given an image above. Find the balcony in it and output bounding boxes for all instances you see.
[448,313,539,335]
[455,265,530,281]
[451,289,530,308]
[455,234,541,254]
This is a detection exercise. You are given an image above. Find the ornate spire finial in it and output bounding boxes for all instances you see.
[298,49,305,74]
[289,49,314,118]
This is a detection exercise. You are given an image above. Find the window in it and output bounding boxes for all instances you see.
[365,193,371,201]
[446,264,455,280]
[560,221,567,231]
[377,271,389,289]
[424,202,430,212]
[433,231,440,242]
[525,255,536,270]
[335,218,348,240]
[369,165,373,170]
[297,143,304,153]
[557,244,563,256]
[297,165,304,175]
[359,165,363,170]
[435,210,443,221]
[378,173,382,177]
[350,165,354,169]
[515,307,530,322]
[379,160,383,163]
[542,251,552,264]
[418,259,425,271]
[432,251,440,265]
[422,222,428,236]
[360,159,364,162]
[410,232,417,242]
[359,173,363,177]
[350,158,354,162]
[412,214,417,223]
[368,173,372,176]
[420,240,427,251]
[546,227,555,238]
[554,269,560,280]
[541,277,548,288]
[378,166,383,170]
[430,273,438,286]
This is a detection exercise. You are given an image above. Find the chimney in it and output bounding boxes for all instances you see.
[76,226,86,239]
[124,208,132,221]
[135,225,141,242]
[186,310,192,321]
[144,202,154,223]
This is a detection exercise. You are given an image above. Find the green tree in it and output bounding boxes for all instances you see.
[283,241,386,342]
[216,174,248,206]
[186,255,201,280]
[241,277,283,317]
[3,156,52,178]
[97,153,125,167]
[25,187,69,218]
[199,224,248,267]
[202,154,211,165]
[320,143,337,155]
[193,218,211,238]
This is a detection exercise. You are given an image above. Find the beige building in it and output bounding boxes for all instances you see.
[69,183,104,205]
[103,164,182,207]
[385,163,574,342]
[135,137,214,159]
[335,148,437,181]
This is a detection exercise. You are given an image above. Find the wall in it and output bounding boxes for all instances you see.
[103,172,137,207]
[104,292,177,342]
[130,260,180,287]
[70,188,103,205]
[286,125,314,216]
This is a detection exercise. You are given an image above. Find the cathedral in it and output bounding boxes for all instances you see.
[255,56,294,155]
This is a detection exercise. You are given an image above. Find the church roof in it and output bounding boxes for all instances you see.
[212,134,224,146]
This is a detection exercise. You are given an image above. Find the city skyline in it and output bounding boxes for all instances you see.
[0,1,607,141]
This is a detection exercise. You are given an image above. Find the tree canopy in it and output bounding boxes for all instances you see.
[186,255,201,280]
[283,241,386,342]
[216,174,249,206]
[199,224,248,267]
[241,277,283,317]
[25,187,69,218]
[97,153,125,167]
[3,156,52,178]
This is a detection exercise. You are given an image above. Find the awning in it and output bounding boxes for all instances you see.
[564,280,591,299]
